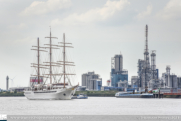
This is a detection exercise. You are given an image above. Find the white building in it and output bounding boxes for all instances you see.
[82,72,102,91]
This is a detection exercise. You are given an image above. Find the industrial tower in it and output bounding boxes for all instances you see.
[144,25,150,69]
[6,76,9,91]
[142,25,151,89]
[111,52,128,87]
[137,25,152,89]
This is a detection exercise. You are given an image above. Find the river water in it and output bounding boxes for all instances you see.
[0,97,180,115]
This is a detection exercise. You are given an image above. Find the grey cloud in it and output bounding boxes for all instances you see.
[20,0,72,16]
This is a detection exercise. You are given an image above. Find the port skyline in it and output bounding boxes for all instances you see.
[0,0,181,89]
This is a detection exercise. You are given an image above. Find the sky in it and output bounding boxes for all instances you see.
[0,0,181,89]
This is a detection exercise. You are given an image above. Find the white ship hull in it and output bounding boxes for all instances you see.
[24,86,77,100]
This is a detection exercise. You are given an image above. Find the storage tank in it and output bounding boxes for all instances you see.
[168,74,177,88]
[177,77,181,88]
[172,75,177,88]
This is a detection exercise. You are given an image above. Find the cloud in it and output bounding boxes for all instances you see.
[51,0,130,26]
[156,0,181,20]
[137,4,152,19]
[21,0,72,16]
[7,23,27,30]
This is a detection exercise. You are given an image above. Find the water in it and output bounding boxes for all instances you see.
[0,97,181,115]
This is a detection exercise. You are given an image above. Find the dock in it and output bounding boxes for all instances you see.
[153,93,164,98]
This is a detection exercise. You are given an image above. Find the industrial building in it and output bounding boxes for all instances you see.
[148,79,161,89]
[101,86,124,91]
[101,86,138,92]
[85,25,181,92]
[139,25,152,89]
[161,66,178,88]
[135,25,160,90]
[111,52,128,87]
[82,72,102,91]
[131,76,139,88]
[118,80,128,88]
[159,88,178,93]
[0,88,10,92]
[177,77,181,88]
[9,87,30,92]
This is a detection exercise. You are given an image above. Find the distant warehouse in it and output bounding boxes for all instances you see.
[9,87,30,92]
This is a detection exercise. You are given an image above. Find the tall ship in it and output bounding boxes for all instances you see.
[24,30,78,100]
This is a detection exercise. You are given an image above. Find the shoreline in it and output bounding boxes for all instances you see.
[0,96,24,97]
[0,95,180,98]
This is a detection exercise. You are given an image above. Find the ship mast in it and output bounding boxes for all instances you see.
[63,33,65,88]
[43,32,76,87]
[37,38,40,84]
[45,28,58,84]
[31,38,47,85]
[57,33,75,88]
[50,30,52,84]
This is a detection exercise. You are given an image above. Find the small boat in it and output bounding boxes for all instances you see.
[77,93,88,99]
